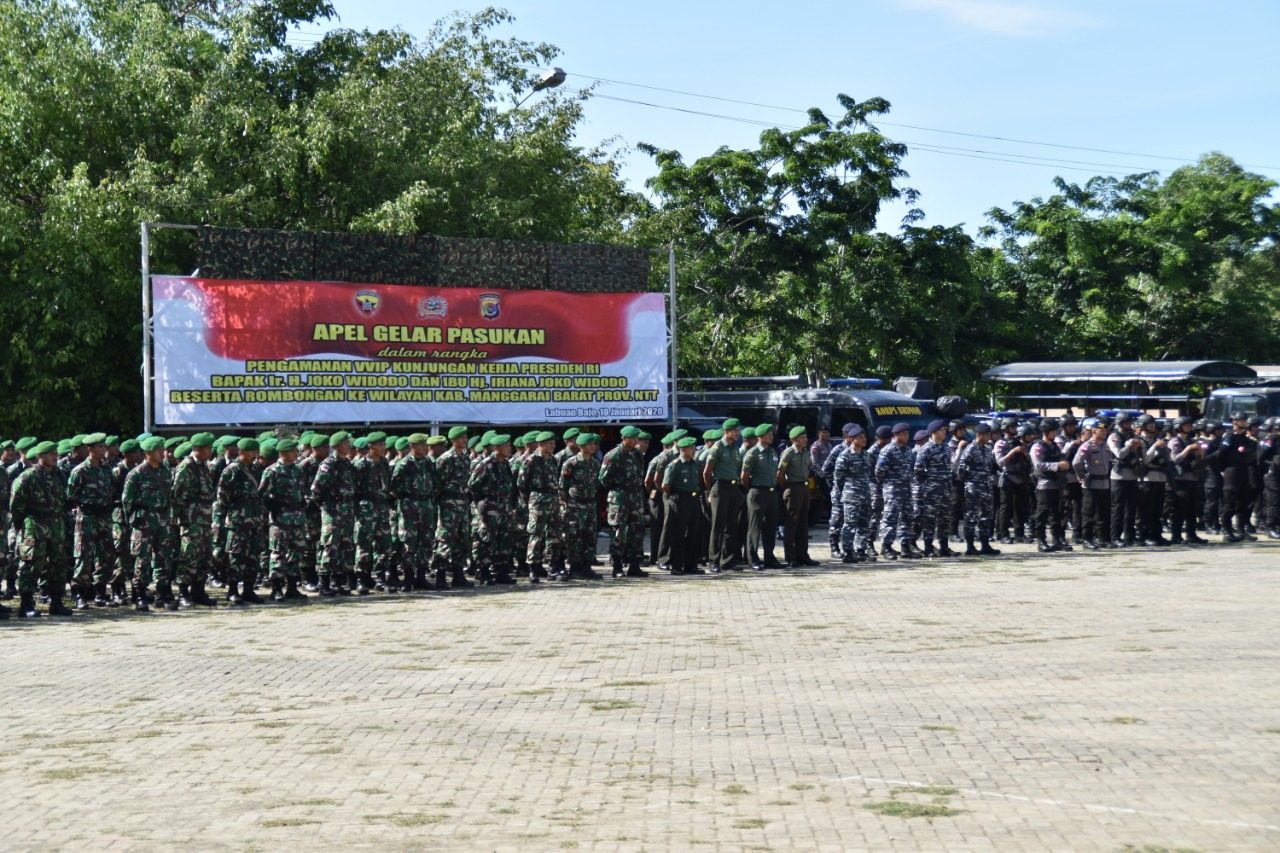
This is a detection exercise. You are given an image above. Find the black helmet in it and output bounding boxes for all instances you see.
[1136,413,1155,427]
[1016,425,1033,438]
[1040,417,1059,431]
[1115,412,1132,425]
[1246,415,1262,427]
[1060,414,1077,426]
[948,419,964,432]
[1001,417,1017,429]
[1192,418,1206,431]
[1230,410,1246,421]
[1174,415,1193,428]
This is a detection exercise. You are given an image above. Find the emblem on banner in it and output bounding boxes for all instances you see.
[418,295,448,320]
[479,292,501,321]
[354,290,380,315]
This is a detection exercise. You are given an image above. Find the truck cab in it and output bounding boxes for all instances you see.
[1205,388,1280,424]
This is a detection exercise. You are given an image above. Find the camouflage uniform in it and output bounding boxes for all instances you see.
[68,458,117,602]
[312,453,356,591]
[259,459,308,587]
[10,465,69,601]
[391,452,438,589]
[835,447,874,556]
[208,452,234,584]
[432,448,472,583]
[121,462,171,600]
[561,453,600,571]
[519,453,560,570]
[352,454,394,592]
[599,444,644,574]
[957,441,997,543]
[914,439,954,552]
[296,451,323,585]
[876,442,916,549]
[821,442,849,553]
[110,459,133,595]
[468,453,491,573]
[217,460,264,590]
[510,451,531,571]
[172,455,215,589]
[469,453,517,582]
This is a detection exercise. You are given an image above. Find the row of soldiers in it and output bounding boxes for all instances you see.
[818,412,1280,559]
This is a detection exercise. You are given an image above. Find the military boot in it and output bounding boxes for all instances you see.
[178,582,194,608]
[241,573,264,604]
[610,555,624,578]
[191,578,217,607]
[937,538,955,557]
[110,579,127,607]
[284,577,309,602]
[964,535,979,557]
[93,580,111,607]
[450,566,475,589]
[626,559,649,578]
[491,564,516,585]
[270,578,286,603]
[881,543,900,561]
[1,576,15,600]
[318,575,337,597]
[226,579,244,605]
[1037,538,1054,553]
[155,581,179,611]
[900,542,922,560]
[1053,536,1073,552]
[18,591,38,618]
[355,571,372,596]
[48,592,74,616]
[70,581,90,611]
[527,562,542,584]
[134,586,150,613]
[922,539,937,558]
[979,538,1002,556]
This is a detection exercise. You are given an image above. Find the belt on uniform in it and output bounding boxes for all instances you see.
[749,486,775,491]
[672,491,699,497]
[714,479,739,486]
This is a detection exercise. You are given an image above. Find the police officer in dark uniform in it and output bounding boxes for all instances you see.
[1214,411,1256,542]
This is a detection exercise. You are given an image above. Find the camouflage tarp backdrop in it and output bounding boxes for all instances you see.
[197,227,651,292]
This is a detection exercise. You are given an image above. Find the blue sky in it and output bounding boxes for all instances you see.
[317,0,1279,235]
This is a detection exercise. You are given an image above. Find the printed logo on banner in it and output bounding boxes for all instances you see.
[354,290,380,315]
[418,295,448,320]
[479,292,501,321]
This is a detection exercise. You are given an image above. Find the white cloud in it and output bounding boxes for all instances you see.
[899,0,1097,36]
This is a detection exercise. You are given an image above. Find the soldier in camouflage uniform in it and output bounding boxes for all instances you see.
[876,424,920,561]
[820,427,853,558]
[432,426,475,590]
[391,433,438,591]
[121,436,173,612]
[208,436,239,588]
[510,434,537,578]
[218,438,265,605]
[518,431,560,582]
[10,441,72,617]
[172,433,218,607]
[3,437,37,601]
[67,433,119,609]
[109,440,143,606]
[957,423,1001,556]
[259,438,310,602]
[561,433,603,580]
[914,420,956,557]
[468,434,517,585]
[352,433,393,595]
[601,426,647,578]
[835,425,875,562]
[312,432,356,596]
[296,434,328,589]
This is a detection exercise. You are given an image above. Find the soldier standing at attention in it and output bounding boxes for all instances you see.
[703,418,744,573]
[1214,412,1255,542]
[208,436,239,590]
[777,426,818,567]
[741,423,781,570]
[1055,416,1085,546]
[946,421,968,540]
[519,431,561,583]
[1107,413,1144,547]
[312,432,356,596]
[67,433,115,610]
[1168,416,1208,545]
[913,420,955,558]
[121,437,172,612]
[956,424,1000,556]
[352,432,393,595]
[560,433,602,580]
[390,433,438,591]
[258,438,309,602]
[432,426,474,590]
[645,432,677,571]
[470,435,517,585]
[10,441,72,617]
[600,426,647,578]
[1029,419,1072,553]
[171,432,217,608]
[835,425,875,563]
[876,424,919,561]
[695,430,719,567]
[810,426,833,530]
[662,437,705,576]
[297,434,329,590]
[865,426,893,550]
[1072,419,1113,549]
[218,438,264,605]
[820,426,854,558]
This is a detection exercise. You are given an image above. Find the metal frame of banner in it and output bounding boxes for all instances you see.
[141,223,679,432]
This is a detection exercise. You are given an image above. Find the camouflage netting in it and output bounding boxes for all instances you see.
[197,227,651,292]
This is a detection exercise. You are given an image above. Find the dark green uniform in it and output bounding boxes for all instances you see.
[11,465,68,600]
[391,453,438,588]
[259,459,308,588]
[469,453,517,582]
[519,453,560,569]
[661,457,702,574]
[352,454,393,592]
[121,462,171,600]
[218,460,263,592]
[312,454,356,592]
[432,448,472,585]
[561,453,600,572]
[741,444,780,567]
[778,444,813,564]
[600,445,643,574]
[171,455,215,589]
[705,436,744,570]
[68,458,115,598]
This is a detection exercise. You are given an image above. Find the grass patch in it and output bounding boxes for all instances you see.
[582,699,636,712]
[796,624,831,630]
[865,801,962,819]
[258,817,319,828]
[38,766,118,781]
[357,788,388,795]
[1260,728,1280,735]
[788,782,814,791]
[133,730,165,739]
[602,680,656,687]
[308,746,343,755]
[721,784,750,795]
[1108,717,1145,725]
[891,785,958,797]
[514,688,555,696]
[920,725,957,732]
[734,818,769,829]
[253,721,290,729]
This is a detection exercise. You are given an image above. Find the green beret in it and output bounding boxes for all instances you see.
[637,431,652,440]
[190,432,215,448]
[481,429,496,443]
[677,437,698,448]
[563,427,580,441]
[329,431,350,447]
[300,430,315,441]
[82,432,107,446]
[755,423,774,436]
[722,418,741,431]
[366,431,387,444]
[448,426,469,440]
[659,433,675,444]
[789,425,806,439]
[69,434,86,448]
[163,437,184,450]
[236,438,259,452]
[309,434,329,449]
[535,430,555,442]
[741,427,756,438]
[217,435,239,449]
[408,433,429,444]
[260,439,278,457]
[104,435,120,447]
[174,442,192,459]
[15,437,37,451]
[619,426,640,438]
[427,435,446,446]
[119,439,141,453]
[467,436,480,449]
[670,429,688,440]
[353,437,369,450]
[56,440,71,455]
[276,439,299,452]
[577,433,599,445]
[705,429,722,441]
[257,431,275,441]
[141,436,166,452]
[28,441,57,460]
[136,432,153,442]
[490,434,511,446]
[0,440,12,450]
[394,437,410,451]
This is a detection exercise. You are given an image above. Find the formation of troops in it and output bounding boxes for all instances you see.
[0,411,1276,619]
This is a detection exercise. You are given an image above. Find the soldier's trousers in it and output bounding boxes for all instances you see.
[962,482,993,541]
[878,484,913,547]
[950,480,965,537]
[269,523,307,581]
[997,481,1031,539]
[1220,485,1252,534]
[708,480,743,569]
[782,483,810,562]
[563,500,596,566]
[827,484,845,551]
[915,483,952,545]
[746,486,779,564]
[304,507,321,579]
[17,517,67,595]
[1062,482,1083,540]
[1032,488,1063,543]
[398,501,434,579]
[662,493,700,573]
[113,513,133,585]
[526,502,558,564]
[649,493,671,565]
[1264,478,1279,531]
[1170,481,1198,539]
[607,498,644,564]
[432,498,469,572]
[1202,478,1222,530]
[839,490,871,554]
[177,523,213,585]
[74,511,115,587]
[1137,480,1167,541]
[1080,487,1110,543]
[129,515,169,589]
[318,509,355,580]
[225,524,261,583]
[1110,480,1139,544]
[355,505,393,575]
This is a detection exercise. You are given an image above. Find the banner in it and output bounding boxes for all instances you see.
[151,277,669,426]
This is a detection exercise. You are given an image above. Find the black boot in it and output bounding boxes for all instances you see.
[179,582,194,608]
[922,539,937,558]
[355,571,371,596]
[318,575,337,597]
[284,576,309,602]
[937,538,954,557]
[48,592,74,616]
[93,580,111,607]
[226,579,244,605]
[271,578,286,602]
[1037,539,1054,553]
[110,579,127,607]
[979,538,1002,556]
[611,555,624,578]
[241,573,264,604]
[1,576,15,600]
[450,567,475,589]
[881,543,900,562]
[156,581,179,611]
[1054,537,1073,552]
[527,562,542,584]
[70,582,90,611]
[18,591,38,617]
[491,564,516,585]
[191,578,216,607]
[900,542,922,560]
[964,535,979,557]
[134,585,150,613]
[626,560,649,578]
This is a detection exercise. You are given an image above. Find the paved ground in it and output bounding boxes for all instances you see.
[2,536,1278,853]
